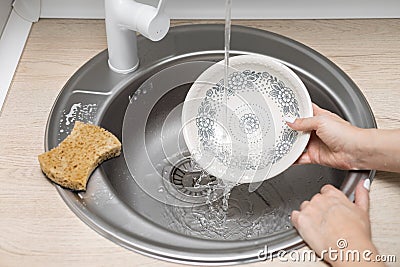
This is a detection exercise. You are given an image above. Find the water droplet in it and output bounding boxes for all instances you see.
[158,187,164,193]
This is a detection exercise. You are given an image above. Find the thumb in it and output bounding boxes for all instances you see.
[354,179,370,212]
[287,116,320,132]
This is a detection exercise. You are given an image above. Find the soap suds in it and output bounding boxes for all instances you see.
[58,103,98,142]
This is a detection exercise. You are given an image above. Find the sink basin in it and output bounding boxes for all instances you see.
[45,24,376,265]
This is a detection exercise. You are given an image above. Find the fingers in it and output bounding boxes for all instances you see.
[300,200,310,210]
[355,179,370,213]
[287,117,319,132]
[290,210,300,229]
[287,116,320,132]
[293,132,320,165]
[320,184,348,202]
[312,103,327,116]
[287,103,328,131]
[291,185,338,239]
[320,184,337,194]
[294,152,312,165]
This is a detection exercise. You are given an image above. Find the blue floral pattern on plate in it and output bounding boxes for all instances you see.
[196,69,300,166]
[239,113,260,134]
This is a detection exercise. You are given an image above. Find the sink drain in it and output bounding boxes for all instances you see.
[169,158,217,197]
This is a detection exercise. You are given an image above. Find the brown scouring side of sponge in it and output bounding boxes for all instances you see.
[38,121,121,191]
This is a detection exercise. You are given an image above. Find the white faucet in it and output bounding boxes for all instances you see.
[105,0,170,74]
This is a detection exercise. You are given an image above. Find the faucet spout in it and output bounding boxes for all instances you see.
[105,0,170,74]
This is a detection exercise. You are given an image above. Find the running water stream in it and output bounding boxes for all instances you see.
[182,0,236,225]
[199,0,235,213]
[223,0,232,127]
[163,0,264,239]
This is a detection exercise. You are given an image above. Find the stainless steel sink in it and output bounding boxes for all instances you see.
[45,24,376,265]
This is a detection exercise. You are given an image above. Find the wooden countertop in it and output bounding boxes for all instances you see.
[0,19,399,267]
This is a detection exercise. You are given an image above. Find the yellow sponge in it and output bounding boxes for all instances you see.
[38,121,121,191]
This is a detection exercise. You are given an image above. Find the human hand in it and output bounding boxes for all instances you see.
[287,104,364,170]
[291,181,384,266]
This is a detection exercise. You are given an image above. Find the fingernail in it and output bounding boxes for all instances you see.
[363,179,371,191]
[284,116,296,124]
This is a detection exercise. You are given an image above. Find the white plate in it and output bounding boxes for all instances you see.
[182,55,312,183]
